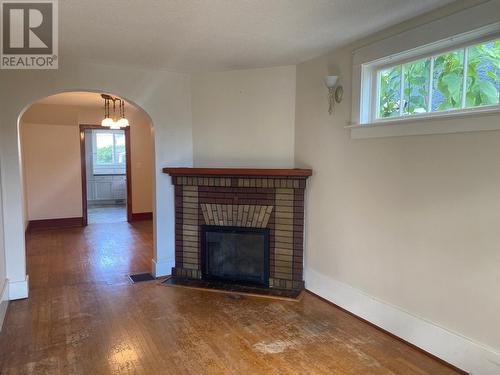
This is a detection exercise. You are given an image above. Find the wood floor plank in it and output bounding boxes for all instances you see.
[0,221,462,374]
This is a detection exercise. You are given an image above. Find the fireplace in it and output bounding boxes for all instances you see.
[202,226,270,286]
[162,168,312,291]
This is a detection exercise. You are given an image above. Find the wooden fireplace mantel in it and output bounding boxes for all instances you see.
[162,167,312,178]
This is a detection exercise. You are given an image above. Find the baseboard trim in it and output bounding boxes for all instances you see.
[130,212,153,222]
[0,280,9,331]
[305,268,500,375]
[27,217,84,231]
[8,276,29,300]
[152,258,174,278]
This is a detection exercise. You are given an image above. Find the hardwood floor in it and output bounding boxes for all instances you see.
[0,222,461,375]
[87,205,127,224]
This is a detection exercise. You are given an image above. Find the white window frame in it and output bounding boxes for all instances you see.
[349,1,500,139]
[364,34,500,125]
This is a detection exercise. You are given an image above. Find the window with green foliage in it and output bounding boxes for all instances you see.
[377,39,500,120]
[93,130,126,170]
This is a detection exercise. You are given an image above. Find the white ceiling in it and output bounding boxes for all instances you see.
[37,92,108,107]
[60,0,455,72]
[36,92,138,110]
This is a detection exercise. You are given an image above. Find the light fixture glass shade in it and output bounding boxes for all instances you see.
[324,75,338,88]
[110,123,121,130]
[116,118,129,128]
[101,117,114,127]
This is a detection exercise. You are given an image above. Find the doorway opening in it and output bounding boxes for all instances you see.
[80,125,132,225]
[19,91,154,232]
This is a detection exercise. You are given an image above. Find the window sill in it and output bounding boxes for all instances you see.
[347,107,500,139]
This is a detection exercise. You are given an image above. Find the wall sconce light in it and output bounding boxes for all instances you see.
[324,75,343,115]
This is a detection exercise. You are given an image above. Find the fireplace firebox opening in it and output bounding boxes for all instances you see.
[201,225,270,287]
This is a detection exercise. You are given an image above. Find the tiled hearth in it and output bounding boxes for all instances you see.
[163,168,312,291]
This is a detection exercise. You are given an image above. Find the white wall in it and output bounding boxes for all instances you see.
[295,2,500,373]
[19,103,154,223]
[191,66,296,168]
[21,122,82,220]
[0,160,8,331]
[129,110,154,213]
[0,60,193,297]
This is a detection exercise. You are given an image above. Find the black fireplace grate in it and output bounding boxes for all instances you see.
[201,225,270,287]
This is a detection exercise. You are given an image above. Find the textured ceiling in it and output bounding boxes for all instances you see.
[37,92,110,107]
[60,0,455,72]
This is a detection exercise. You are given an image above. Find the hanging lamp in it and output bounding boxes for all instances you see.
[101,94,129,129]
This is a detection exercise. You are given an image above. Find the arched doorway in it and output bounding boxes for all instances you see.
[19,92,155,226]
[18,91,156,286]
[18,91,154,229]
[0,67,193,300]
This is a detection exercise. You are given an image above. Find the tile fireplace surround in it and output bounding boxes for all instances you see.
[163,168,312,291]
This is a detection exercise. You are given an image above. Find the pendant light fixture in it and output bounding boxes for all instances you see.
[101,94,129,129]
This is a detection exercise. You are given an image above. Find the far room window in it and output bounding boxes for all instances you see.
[93,130,126,174]
[363,37,500,124]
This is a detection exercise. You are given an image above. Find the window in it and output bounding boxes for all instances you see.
[350,5,500,138]
[92,130,126,175]
[375,38,499,121]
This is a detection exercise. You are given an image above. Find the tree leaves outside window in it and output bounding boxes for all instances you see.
[95,132,126,165]
[378,39,500,119]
